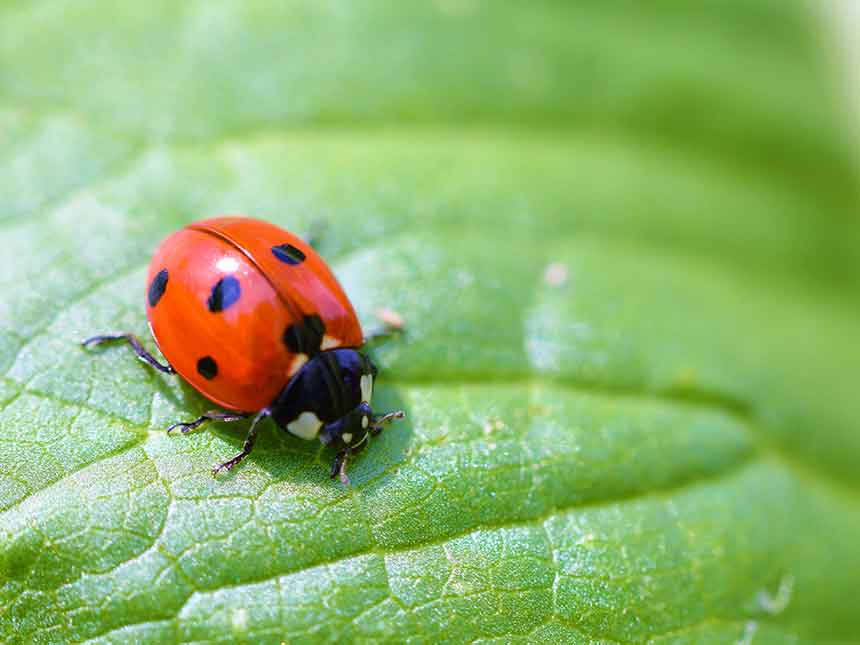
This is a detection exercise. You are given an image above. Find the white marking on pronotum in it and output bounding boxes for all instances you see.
[287,411,322,440]
[320,335,341,350]
[288,353,308,377]
[360,374,374,403]
[361,416,369,429]
[342,432,353,444]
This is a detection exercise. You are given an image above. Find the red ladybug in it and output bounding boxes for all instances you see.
[83,216,404,484]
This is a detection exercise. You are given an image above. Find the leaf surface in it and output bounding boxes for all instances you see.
[1,2,859,643]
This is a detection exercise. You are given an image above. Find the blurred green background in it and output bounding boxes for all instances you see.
[1,1,859,643]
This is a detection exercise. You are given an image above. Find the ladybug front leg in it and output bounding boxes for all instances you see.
[167,411,249,435]
[330,448,352,486]
[82,333,175,374]
[211,408,271,476]
[369,410,406,436]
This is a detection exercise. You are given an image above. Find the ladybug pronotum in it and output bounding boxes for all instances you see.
[83,216,404,484]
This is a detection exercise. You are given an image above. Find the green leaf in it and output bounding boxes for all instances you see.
[1,1,859,643]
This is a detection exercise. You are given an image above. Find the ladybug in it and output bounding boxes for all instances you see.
[83,216,404,484]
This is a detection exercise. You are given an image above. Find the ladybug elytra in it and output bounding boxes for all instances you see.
[83,216,404,484]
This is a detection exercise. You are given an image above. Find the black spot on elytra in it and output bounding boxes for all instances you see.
[283,314,326,355]
[197,356,218,380]
[148,269,169,307]
[272,243,306,265]
[207,275,241,312]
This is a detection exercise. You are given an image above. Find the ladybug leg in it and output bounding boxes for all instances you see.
[330,448,352,486]
[362,309,406,346]
[369,410,406,437]
[82,333,175,374]
[304,219,327,250]
[167,411,249,435]
[211,408,270,476]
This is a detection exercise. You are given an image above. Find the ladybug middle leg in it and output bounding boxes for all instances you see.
[167,411,249,435]
[211,408,271,476]
[82,333,175,374]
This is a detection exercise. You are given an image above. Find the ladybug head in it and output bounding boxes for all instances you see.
[319,401,374,452]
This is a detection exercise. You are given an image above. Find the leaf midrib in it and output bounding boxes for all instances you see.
[4,302,859,520]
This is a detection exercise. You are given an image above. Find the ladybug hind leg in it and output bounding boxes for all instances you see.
[211,408,271,476]
[82,333,175,374]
